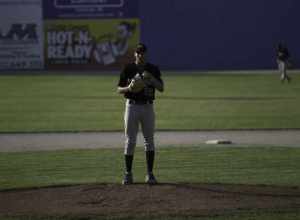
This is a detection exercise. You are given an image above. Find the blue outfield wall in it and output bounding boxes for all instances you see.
[139,0,300,70]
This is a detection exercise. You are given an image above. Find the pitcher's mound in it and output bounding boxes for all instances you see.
[1,183,300,217]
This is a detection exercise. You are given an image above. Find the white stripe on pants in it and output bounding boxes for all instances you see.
[124,99,155,155]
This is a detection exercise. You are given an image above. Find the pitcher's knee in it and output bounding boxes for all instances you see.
[144,142,155,152]
[144,136,154,151]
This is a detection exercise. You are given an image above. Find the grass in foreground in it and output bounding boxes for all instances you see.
[0,71,300,132]
[0,146,299,190]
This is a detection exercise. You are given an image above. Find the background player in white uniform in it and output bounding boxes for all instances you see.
[117,43,164,185]
[276,43,291,83]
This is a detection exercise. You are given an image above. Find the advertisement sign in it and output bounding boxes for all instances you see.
[45,19,139,70]
[44,0,139,70]
[0,0,44,70]
[43,0,139,19]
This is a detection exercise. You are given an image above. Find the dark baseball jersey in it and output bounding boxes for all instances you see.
[118,62,162,101]
[277,47,290,62]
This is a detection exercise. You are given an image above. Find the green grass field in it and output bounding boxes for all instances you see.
[0,70,299,132]
[1,146,300,190]
[1,71,300,220]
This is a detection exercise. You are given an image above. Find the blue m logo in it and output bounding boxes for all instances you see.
[0,24,38,41]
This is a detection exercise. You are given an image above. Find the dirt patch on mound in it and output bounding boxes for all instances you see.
[1,183,300,218]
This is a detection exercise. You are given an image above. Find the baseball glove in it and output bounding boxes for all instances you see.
[129,75,145,93]
[142,71,154,85]
[287,60,293,69]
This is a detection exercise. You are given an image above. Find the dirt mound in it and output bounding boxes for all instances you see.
[1,183,300,218]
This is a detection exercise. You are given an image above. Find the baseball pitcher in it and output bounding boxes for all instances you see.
[117,43,164,185]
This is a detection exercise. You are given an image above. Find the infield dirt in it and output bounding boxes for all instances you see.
[1,183,300,218]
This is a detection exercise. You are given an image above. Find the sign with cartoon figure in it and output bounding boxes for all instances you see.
[44,0,139,70]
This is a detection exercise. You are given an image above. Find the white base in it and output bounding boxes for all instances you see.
[205,139,232,145]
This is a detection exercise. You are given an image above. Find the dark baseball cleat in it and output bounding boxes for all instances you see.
[145,173,157,185]
[122,172,133,185]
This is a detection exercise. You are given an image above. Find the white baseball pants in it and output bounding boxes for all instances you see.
[124,99,155,155]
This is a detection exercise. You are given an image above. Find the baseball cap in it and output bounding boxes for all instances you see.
[135,43,147,54]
